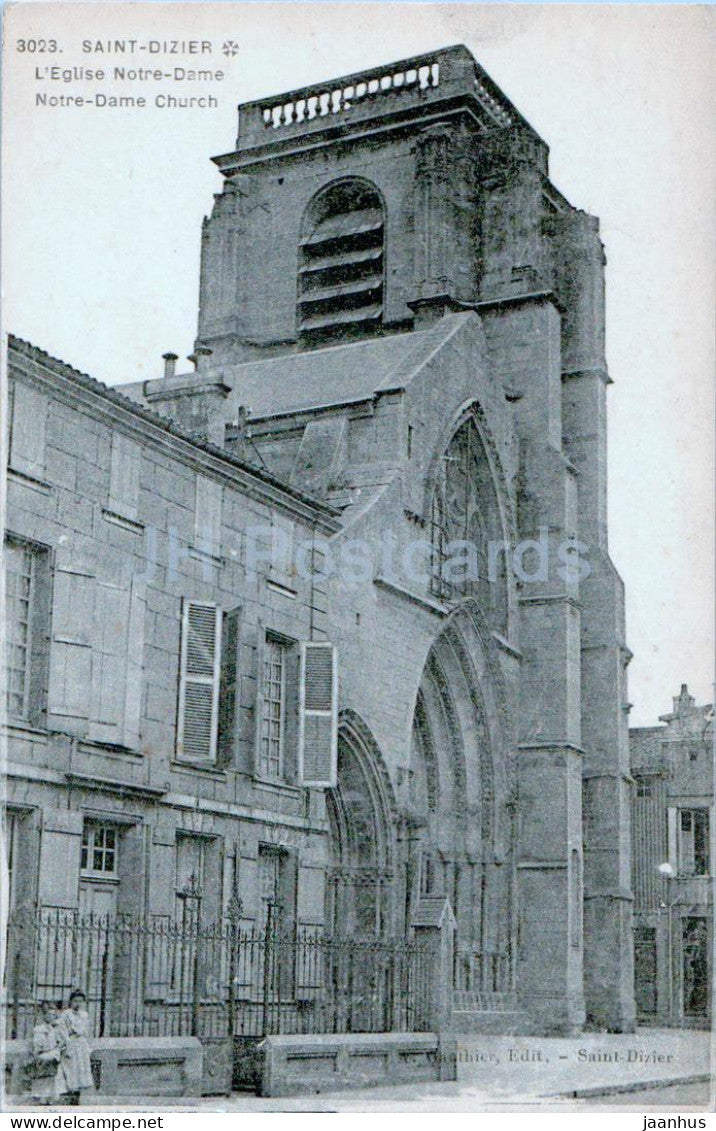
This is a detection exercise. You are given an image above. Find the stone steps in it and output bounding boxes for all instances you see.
[450,1009,533,1035]
[453,990,517,1011]
[451,990,532,1035]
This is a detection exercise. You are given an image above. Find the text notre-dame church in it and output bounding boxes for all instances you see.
[5,45,635,1063]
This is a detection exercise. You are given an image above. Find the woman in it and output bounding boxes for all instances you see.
[29,1000,67,1105]
[59,990,94,1104]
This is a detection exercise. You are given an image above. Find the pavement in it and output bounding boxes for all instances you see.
[6,1028,714,1113]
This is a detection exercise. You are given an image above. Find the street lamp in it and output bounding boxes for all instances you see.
[656,862,681,1022]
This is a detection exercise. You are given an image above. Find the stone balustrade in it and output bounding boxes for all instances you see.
[228,46,524,152]
[261,61,441,131]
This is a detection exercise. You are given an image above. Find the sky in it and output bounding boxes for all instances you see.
[3,2,713,725]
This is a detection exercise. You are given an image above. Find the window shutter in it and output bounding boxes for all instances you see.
[123,578,146,749]
[89,581,131,741]
[9,383,48,479]
[298,642,338,787]
[667,807,677,873]
[84,578,145,748]
[177,600,221,762]
[108,434,141,521]
[194,476,222,559]
[47,565,95,724]
[270,517,295,587]
[217,607,241,767]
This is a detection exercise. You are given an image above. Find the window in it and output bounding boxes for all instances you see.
[634,926,658,1015]
[298,180,384,346]
[260,636,287,778]
[257,844,297,935]
[678,809,710,876]
[258,844,281,925]
[682,917,709,1017]
[427,414,508,633]
[175,834,206,923]
[5,537,49,724]
[420,854,436,897]
[171,835,217,996]
[177,601,240,765]
[81,824,118,877]
[636,779,653,798]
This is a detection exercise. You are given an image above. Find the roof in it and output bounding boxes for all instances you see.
[411,895,456,929]
[7,335,339,525]
[224,313,474,421]
[629,726,668,772]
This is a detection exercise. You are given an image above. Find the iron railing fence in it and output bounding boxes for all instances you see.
[4,905,434,1041]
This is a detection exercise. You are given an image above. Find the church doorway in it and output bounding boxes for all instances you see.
[325,714,396,938]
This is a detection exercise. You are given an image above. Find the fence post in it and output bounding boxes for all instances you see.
[226,894,242,1041]
[411,896,456,1033]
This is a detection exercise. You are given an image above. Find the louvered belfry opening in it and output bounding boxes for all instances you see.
[298,180,384,346]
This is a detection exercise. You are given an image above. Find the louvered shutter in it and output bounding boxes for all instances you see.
[177,600,221,763]
[217,607,241,766]
[298,642,338,787]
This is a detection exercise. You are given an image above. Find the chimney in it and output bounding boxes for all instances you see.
[162,352,178,379]
[195,345,213,372]
[187,353,198,371]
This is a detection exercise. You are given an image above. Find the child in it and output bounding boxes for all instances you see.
[59,990,94,1104]
[29,1000,67,1105]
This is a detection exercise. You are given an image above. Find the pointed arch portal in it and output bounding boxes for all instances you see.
[404,601,515,989]
[325,711,396,938]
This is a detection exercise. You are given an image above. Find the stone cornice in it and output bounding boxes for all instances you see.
[65,771,167,800]
[582,770,635,785]
[517,741,585,756]
[583,889,634,902]
[214,103,487,174]
[519,594,582,611]
[373,575,448,617]
[472,288,566,316]
[562,364,613,386]
[490,632,522,661]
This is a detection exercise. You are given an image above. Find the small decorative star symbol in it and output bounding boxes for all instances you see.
[222,40,240,57]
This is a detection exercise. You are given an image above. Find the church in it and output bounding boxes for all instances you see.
[4,45,635,1063]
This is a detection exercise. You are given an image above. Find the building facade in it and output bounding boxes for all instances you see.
[4,45,635,1038]
[4,338,343,1053]
[631,686,714,1029]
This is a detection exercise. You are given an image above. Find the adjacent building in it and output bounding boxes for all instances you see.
[631,686,714,1028]
[4,44,636,1042]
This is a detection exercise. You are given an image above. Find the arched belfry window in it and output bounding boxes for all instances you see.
[298,180,384,346]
